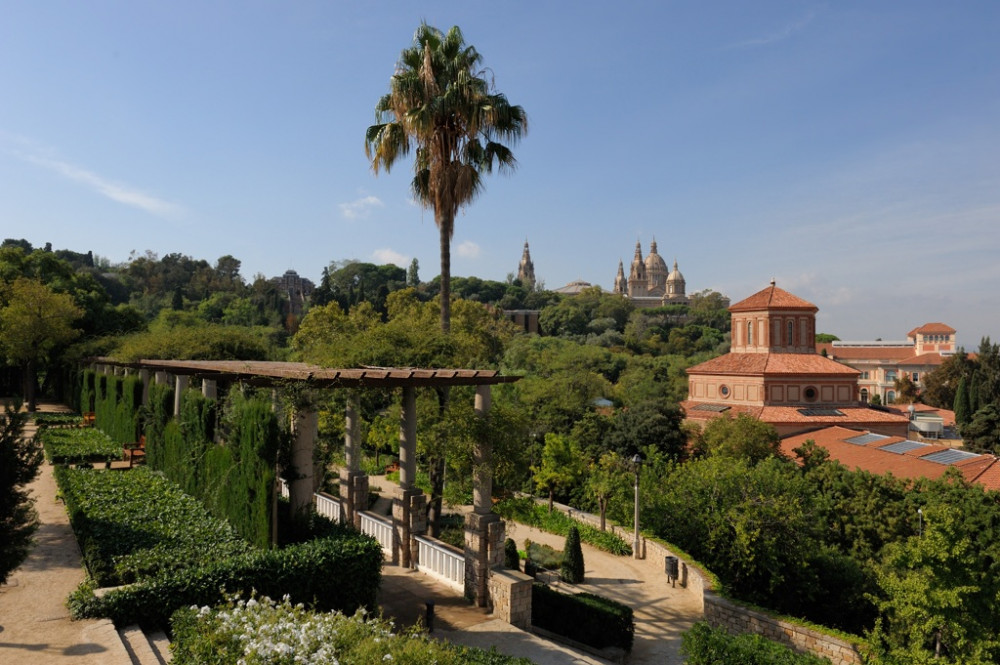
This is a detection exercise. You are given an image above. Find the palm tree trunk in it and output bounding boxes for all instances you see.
[437,213,451,333]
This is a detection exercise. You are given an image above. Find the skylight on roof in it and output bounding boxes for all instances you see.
[922,449,980,465]
[845,433,890,445]
[691,404,730,413]
[798,408,845,417]
[879,440,931,455]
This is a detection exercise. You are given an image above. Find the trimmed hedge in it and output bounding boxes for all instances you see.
[33,412,84,427]
[532,583,634,652]
[495,497,632,556]
[55,466,251,586]
[40,428,122,466]
[79,369,96,414]
[69,533,383,628]
[681,622,832,664]
[94,374,142,444]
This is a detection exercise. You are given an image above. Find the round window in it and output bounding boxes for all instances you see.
[804,387,818,402]
[719,385,730,398]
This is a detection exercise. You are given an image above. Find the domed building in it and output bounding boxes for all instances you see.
[613,239,690,308]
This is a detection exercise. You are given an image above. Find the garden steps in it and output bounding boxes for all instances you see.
[119,624,171,665]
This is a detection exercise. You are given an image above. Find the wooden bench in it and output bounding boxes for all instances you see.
[82,412,96,427]
[124,436,146,468]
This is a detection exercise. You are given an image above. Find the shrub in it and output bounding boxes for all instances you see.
[681,622,832,664]
[561,526,585,584]
[504,537,520,571]
[532,584,634,652]
[69,533,383,628]
[40,428,122,466]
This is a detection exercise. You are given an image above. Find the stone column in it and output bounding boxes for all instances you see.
[394,386,419,567]
[173,375,189,418]
[340,391,366,528]
[139,369,151,406]
[202,379,217,400]
[290,410,317,518]
[155,371,169,386]
[465,384,503,607]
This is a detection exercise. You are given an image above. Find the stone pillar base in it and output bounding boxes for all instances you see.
[393,487,424,568]
[465,512,505,607]
[339,469,368,527]
[488,568,533,629]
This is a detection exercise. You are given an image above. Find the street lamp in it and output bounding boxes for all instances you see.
[632,453,643,560]
[918,507,923,537]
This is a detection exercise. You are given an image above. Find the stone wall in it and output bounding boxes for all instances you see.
[704,593,863,665]
[488,568,533,629]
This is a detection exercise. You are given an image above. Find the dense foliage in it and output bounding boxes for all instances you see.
[560,525,585,584]
[171,594,534,665]
[40,427,122,465]
[681,622,832,665]
[494,497,632,556]
[56,466,251,586]
[0,402,42,584]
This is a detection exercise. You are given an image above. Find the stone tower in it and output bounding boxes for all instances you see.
[613,259,627,295]
[517,240,535,290]
[627,241,648,297]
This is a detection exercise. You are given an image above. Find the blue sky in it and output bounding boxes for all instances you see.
[2,1,998,345]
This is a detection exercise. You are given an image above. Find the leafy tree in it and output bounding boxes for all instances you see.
[504,537,519,570]
[893,374,920,404]
[922,352,973,409]
[605,402,687,460]
[585,452,629,531]
[870,393,883,406]
[0,278,83,410]
[791,438,830,472]
[0,402,42,584]
[560,525,585,584]
[533,433,585,512]
[694,413,782,464]
[815,333,840,344]
[407,258,420,287]
[366,23,527,333]
[868,503,1000,664]
[961,404,1000,455]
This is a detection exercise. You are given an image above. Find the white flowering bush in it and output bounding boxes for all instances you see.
[171,594,535,665]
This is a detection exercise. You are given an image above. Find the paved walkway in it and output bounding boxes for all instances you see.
[0,402,131,665]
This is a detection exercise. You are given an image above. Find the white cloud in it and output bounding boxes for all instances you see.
[455,240,480,259]
[372,248,408,267]
[728,10,817,49]
[339,195,383,219]
[3,134,184,218]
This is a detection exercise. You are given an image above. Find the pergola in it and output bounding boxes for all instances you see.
[88,358,521,608]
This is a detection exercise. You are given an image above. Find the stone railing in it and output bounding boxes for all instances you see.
[414,534,465,591]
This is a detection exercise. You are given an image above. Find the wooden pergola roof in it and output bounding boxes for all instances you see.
[90,358,521,389]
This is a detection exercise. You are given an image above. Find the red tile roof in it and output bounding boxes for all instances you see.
[819,345,916,362]
[729,283,818,313]
[687,352,859,376]
[761,406,909,424]
[781,426,1000,489]
[898,352,946,367]
[908,322,956,337]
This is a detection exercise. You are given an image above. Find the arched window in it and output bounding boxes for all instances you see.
[860,388,869,403]
[747,321,753,346]
[787,320,794,346]
[886,391,896,404]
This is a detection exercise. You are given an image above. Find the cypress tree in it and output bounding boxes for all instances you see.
[561,525,585,584]
[954,377,971,427]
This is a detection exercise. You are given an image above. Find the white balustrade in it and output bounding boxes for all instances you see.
[414,535,465,591]
[314,492,342,523]
[359,511,394,554]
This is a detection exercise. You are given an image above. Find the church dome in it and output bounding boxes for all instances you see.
[644,239,669,277]
[667,260,685,283]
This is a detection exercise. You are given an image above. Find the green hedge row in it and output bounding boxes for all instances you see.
[93,374,142,444]
[69,533,383,628]
[495,497,632,556]
[40,428,122,466]
[79,369,95,414]
[532,583,634,652]
[33,412,84,427]
[681,622,832,664]
[150,388,278,548]
[55,466,251,586]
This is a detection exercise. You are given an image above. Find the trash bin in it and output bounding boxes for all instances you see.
[664,555,679,580]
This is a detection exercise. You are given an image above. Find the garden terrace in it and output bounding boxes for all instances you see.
[85,357,521,611]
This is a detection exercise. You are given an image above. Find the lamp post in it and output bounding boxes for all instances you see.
[918,507,923,537]
[632,453,642,560]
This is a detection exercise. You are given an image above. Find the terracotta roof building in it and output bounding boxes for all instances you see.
[817,322,957,404]
[682,281,909,437]
[781,426,1000,491]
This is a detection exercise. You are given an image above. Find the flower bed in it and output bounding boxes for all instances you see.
[55,466,252,586]
[171,594,534,665]
[41,428,123,466]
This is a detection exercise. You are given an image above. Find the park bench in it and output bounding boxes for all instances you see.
[82,412,96,427]
[124,436,146,468]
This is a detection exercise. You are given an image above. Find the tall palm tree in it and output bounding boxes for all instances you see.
[366,23,527,333]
